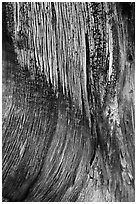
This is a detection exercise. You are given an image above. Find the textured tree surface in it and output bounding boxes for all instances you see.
[2,2,135,202]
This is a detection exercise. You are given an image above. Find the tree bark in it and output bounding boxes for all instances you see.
[2,2,135,202]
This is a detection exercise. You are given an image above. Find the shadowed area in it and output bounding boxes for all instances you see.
[2,64,95,201]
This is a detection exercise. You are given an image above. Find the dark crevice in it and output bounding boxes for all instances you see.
[85,32,91,103]
[2,3,13,45]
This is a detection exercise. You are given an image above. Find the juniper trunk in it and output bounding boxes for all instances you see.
[2,2,135,202]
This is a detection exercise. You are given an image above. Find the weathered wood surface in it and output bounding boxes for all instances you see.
[2,2,135,201]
